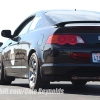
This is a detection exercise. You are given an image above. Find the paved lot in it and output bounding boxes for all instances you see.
[0,79,100,100]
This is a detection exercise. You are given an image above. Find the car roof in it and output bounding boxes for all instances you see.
[31,9,100,15]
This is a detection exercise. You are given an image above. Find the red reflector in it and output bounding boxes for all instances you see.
[70,52,90,60]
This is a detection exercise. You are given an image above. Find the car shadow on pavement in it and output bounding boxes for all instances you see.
[11,83,29,88]
[11,82,100,96]
[49,83,100,96]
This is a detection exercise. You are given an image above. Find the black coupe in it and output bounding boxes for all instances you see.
[1,10,100,90]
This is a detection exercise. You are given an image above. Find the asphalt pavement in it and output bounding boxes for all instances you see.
[0,79,100,100]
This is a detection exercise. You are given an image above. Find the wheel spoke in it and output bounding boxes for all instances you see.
[30,67,33,72]
[33,62,36,69]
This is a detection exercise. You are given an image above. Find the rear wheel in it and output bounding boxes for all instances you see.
[71,80,87,85]
[0,62,12,85]
[28,53,50,90]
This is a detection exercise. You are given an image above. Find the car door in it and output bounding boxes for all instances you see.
[3,16,34,77]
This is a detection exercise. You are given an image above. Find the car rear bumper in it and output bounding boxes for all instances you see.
[41,44,100,81]
[40,63,100,81]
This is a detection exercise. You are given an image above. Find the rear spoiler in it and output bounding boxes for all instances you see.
[54,21,100,27]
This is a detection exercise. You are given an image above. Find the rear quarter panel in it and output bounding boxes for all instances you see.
[22,26,57,68]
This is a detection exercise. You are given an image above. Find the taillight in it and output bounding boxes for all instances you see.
[46,34,85,45]
[67,35,77,45]
[58,35,66,45]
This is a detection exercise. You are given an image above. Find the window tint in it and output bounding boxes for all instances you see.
[13,16,34,37]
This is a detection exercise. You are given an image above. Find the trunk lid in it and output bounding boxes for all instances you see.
[61,26,100,47]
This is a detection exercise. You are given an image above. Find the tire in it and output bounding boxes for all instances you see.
[71,80,87,85]
[0,62,12,85]
[28,53,50,90]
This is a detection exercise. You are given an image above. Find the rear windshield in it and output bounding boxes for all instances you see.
[45,10,100,25]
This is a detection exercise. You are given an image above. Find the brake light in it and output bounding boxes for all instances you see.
[46,34,85,45]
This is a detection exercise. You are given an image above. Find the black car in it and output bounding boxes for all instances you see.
[1,10,100,90]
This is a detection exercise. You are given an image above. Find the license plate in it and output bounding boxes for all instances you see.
[92,53,100,63]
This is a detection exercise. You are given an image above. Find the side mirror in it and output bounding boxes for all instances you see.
[0,42,3,47]
[1,30,13,39]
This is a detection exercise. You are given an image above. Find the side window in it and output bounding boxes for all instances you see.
[13,15,35,37]
[18,20,33,36]
[29,15,42,31]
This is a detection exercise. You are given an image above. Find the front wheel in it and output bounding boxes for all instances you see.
[28,53,50,90]
[71,80,87,85]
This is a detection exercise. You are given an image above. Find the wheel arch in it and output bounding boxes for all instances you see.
[28,49,36,64]
[28,48,42,66]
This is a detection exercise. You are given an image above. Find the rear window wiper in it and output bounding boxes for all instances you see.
[54,21,100,27]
